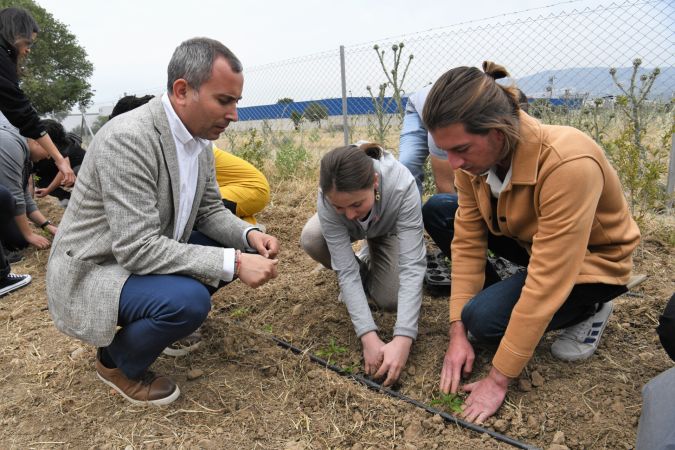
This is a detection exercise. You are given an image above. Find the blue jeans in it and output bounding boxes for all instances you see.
[102,231,226,379]
[422,193,627,342]
[399,109,429,195]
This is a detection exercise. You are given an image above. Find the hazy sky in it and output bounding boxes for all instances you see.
[36,0,611,109]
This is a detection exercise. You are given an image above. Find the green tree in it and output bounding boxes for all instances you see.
[0,0,94,113]
[91,115,108,134]
[290,110,303,131]
[304,102,328,128]
[276,97,293,105]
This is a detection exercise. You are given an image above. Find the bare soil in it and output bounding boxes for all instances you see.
[0,184,673,450]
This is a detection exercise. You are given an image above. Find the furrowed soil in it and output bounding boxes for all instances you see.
[0,183,673,450]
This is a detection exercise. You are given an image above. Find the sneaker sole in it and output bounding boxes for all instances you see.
[97,372,181,406]
[0,274,32,297]
[162,341,201,357]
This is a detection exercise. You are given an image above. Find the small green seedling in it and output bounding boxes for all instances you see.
[430,392,464,414]
[261,324,273,333]
[230,307,250,319]
[315,337,347,363]
[342,362,360,375]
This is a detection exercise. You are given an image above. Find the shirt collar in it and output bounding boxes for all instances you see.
[160,93,210,150]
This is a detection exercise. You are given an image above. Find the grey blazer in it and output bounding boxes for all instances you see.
[46,97,250,346]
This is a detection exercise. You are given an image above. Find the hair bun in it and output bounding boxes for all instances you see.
[358,141,384,159]
[482,61,510,80]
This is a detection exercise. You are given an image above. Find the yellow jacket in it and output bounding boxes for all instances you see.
[213,146,270,224]
[450,112,640,377]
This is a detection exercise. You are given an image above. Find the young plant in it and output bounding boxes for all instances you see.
[230,307,250,319]
[342,362,360,375]
[315,337,347,363]
[430,392,464,414]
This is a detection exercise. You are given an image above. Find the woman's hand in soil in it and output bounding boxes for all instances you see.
[237,253,278,288]
[360,331,385,376]
[440,321,475,394]
[460,366,510,424]
[26,232,50,249]
[46,224,58,236]
[374,335,413,387]
[246,230,280,258]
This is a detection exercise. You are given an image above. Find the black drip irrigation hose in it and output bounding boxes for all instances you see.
[270,336,540,450]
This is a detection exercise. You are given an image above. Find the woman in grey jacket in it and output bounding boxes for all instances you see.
[301,142,426,386]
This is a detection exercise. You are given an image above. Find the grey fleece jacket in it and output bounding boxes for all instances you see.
[317,150,426,339]
[0,115,36,216]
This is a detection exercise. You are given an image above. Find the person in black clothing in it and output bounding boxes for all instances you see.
[0,183,31,297]
[0,7,75,186]
[33,119,86,204]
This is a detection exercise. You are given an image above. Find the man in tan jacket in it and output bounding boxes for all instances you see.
[421,62,640,423]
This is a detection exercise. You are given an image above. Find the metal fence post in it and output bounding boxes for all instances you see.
[668,133,675,209]
[340,45,349,145]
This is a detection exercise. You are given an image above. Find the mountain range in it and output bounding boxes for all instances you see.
[514,66,674,100]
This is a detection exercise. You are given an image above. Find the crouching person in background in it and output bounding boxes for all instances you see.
[46,37,279,406]
[300,142,426,386]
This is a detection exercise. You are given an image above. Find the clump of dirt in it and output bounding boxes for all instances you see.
[0,184,672,449]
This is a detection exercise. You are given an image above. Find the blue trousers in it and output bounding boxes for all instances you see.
[102,231,226,379]
[422,193,627,342]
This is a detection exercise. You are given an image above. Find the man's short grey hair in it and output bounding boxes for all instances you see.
[166,37,243,93]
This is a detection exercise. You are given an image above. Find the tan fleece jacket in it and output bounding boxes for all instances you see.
[450,112,640,377]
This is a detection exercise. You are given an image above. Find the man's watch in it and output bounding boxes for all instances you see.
[39,220,52,229]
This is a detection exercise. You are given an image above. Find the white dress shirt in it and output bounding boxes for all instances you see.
[160,93,236,281]
[485,165,513,198]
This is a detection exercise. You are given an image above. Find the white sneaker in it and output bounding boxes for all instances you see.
[551,301,613,361]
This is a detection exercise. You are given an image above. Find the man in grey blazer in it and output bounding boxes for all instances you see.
[46,38,279,406]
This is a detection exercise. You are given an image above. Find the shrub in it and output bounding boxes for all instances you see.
[274,137,311,180]
[232,129,268,171]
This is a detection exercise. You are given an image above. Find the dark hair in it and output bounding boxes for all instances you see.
[167,37,242,93]
[422,61,522,159]
[320,142,382,195]
[0,7,39,51]
[41,119,67,147]
[109,94,155,119]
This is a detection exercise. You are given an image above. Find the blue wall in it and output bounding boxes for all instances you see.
[237,96,582,122]
[238,97,401,121]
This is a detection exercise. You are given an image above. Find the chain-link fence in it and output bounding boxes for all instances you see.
[228,0,673,143]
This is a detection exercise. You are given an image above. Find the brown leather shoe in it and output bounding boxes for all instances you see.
[95,359,180,406]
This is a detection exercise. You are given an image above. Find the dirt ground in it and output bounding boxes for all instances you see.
[1,182,673,450]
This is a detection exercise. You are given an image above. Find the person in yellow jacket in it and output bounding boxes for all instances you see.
[109,95,270,225]
[212,145,269,224]
[421,62,640,424]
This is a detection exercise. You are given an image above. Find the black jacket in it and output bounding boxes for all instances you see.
[0,36,46,140]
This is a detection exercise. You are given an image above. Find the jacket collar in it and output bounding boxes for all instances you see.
[148,96,182,235]
[508,111,543,186]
